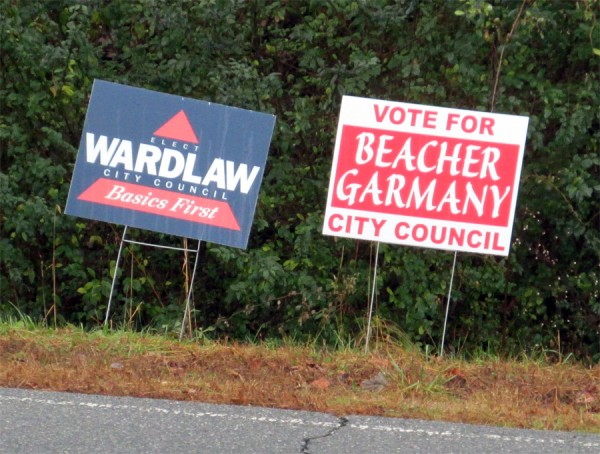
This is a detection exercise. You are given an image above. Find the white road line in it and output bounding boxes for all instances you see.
[1,393,598,448]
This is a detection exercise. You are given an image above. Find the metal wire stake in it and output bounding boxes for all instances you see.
[104,225,128,327]
[365,241,381,353]
[179,240,202,341]
[440,250,458,357]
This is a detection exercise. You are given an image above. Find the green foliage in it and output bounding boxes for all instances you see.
[0,0,598,360]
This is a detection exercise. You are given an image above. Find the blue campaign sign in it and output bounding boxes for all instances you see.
[65,79,275,249]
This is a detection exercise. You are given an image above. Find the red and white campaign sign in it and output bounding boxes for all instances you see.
[323,96,529,256]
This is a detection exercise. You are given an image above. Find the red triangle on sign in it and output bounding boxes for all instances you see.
[153,110,199,144]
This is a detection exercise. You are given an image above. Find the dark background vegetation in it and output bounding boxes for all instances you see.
[1,0,598,360]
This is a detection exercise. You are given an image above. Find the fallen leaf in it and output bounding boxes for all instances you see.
[307,362,325,372]
[310,377,330,390]
[575,391,596,405]
[337,372,351,385]
[361,372,388,391]
[445,367,467,388]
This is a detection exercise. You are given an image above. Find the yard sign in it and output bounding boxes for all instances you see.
[323,96,529,256]
[66,80,275,249]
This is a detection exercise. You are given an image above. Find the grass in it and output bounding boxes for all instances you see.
[0,322,598,433]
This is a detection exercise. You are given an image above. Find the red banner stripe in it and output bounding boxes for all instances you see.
[77,178,240,231]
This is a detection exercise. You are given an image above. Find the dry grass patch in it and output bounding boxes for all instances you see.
[0,325,598,433]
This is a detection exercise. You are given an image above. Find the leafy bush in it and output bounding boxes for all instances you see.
[1,0,598,360]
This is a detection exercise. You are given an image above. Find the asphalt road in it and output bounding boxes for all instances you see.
[1,387,599,453]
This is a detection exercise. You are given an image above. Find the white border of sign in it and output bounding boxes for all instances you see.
[323,96,529,256]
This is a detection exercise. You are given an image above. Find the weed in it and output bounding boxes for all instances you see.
[0,323,598,433]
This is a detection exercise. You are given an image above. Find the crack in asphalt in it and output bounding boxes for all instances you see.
[300,416,349,453]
